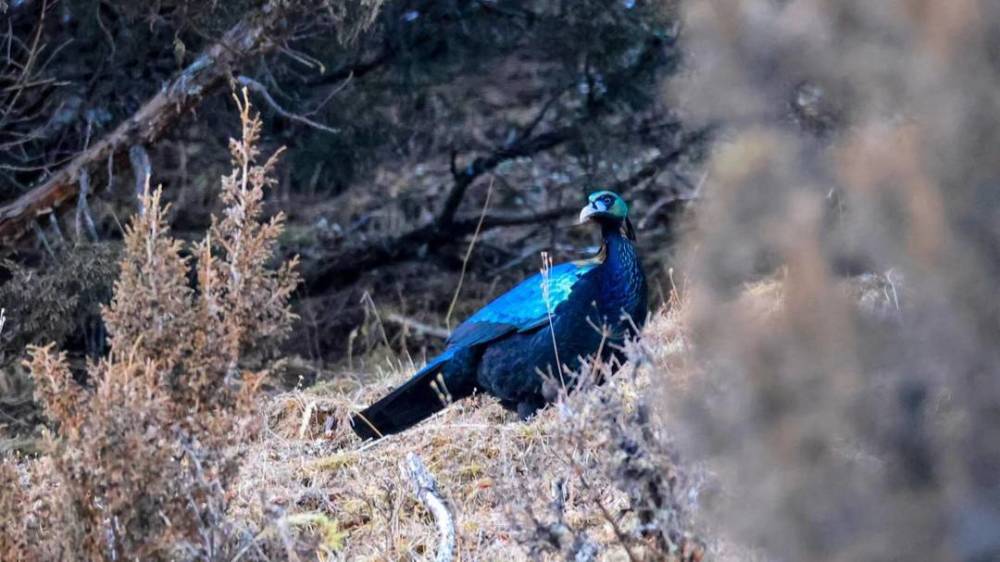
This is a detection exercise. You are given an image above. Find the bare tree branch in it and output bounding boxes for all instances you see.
[304,127,708,292]
[237,75,341,135]
[75,168,98,242]
[438,126,579,227]
[385,313,450,340]
[0,2,293,247]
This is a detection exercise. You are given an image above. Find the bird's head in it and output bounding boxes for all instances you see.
[579,190,636,240]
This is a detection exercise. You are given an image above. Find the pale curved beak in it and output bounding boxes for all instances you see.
[578,201,607,224]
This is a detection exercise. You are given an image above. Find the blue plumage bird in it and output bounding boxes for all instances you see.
[351,191,647,440]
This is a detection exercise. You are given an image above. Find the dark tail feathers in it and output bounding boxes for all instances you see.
[351,358,452,440]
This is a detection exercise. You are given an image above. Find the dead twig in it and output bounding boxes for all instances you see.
[47,213,64,249]
[305,72,353,117]
[30,220,54,258]
[445,177,494,330]
[75,168,98,241]
[401,453,455,562]
[237,75,341,135]
[0,0,47,129]
[128,145,151,215]
[385,313,450,340]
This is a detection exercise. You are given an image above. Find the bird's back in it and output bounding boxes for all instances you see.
[474,243,646,412]
[445,260,601,351]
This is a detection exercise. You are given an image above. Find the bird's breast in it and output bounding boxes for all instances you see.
[594,249,647,333]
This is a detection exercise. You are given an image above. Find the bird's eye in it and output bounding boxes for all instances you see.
[600,195,614,206]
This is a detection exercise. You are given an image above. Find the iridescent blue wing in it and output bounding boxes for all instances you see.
[446,260,600,349]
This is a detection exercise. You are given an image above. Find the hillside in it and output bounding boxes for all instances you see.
[3,1,1000,561]
[239,307,702,560]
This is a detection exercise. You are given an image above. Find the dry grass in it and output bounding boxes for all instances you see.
[233,305,707,561]
[232,272,895,560]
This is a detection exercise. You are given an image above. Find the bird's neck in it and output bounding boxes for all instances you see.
[599,227,641,285]
[595,225,646,333]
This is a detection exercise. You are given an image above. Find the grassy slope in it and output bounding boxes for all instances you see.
[236,304,701,560]
[237,272,897,560]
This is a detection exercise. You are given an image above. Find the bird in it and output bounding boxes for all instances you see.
[351,190,647,440]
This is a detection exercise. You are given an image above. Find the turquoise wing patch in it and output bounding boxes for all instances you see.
[446,260,598,349]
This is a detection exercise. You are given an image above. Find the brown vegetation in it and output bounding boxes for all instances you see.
[2,92,300,561]
[236,307,706,561]
[3,0,1000,561]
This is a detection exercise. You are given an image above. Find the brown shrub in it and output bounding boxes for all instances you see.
[511,341,706,562]
[1,89,300,561]
[0,460,33,560]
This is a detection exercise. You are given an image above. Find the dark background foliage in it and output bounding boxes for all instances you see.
[0,0,703,376]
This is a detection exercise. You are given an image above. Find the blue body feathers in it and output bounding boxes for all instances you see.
[446,260,600,348]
